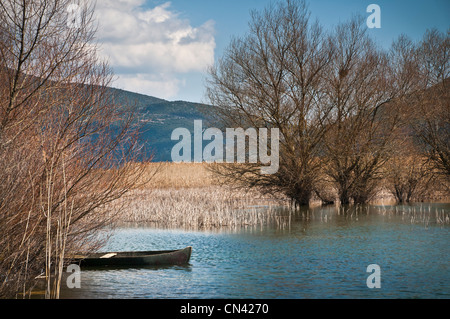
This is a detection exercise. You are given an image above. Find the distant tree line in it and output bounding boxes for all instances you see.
[206,0,449,206]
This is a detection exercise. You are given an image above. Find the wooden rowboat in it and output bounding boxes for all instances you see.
[72,246,192,267]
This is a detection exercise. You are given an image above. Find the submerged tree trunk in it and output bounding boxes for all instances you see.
[206,0,333,205]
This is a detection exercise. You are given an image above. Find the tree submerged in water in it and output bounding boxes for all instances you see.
[206,0,449,206]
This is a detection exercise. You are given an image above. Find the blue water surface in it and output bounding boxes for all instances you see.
[60,203,450,299]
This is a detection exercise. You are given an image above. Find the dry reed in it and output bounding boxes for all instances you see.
[375,204,450,227]
[111,186,289,230]
[131,162,220,189]
[110,163,289,230]
[109,163,449,230]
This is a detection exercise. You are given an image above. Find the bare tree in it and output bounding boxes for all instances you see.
[411,29,449,178]
[386,29,449,202]
[206,0,333,205]
[0,0,146,298]
[385,137,435,203]
[319,16,405,204]
[206,1,448,206]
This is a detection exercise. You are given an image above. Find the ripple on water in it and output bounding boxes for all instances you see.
[60,204,450,299]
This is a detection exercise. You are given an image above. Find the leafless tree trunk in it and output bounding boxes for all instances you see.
[207,0,333,205]
[385,137,435,203]
[207,1,448,206]
[385,29,449,202]
[410,29,449,178]
[319,16,405,204]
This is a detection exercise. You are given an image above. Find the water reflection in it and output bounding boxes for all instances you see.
[60,203,449,299]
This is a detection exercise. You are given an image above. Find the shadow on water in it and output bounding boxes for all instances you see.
[78,263,193,272]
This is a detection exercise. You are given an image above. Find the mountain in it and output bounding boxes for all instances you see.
[110,87,216,161]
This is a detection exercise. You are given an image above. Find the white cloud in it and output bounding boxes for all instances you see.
[138,2,172,23]
[94,1,215,100]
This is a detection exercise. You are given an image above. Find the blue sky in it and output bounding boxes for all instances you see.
[94,0,450,103]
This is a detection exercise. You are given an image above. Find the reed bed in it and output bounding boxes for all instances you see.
[107,162,290,230]
[110,186,288,230]
[109,163,448,230]
[375,204,450,227]
[131,162,221,189]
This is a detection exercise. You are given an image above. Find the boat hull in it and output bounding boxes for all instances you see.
[73,246,192,267]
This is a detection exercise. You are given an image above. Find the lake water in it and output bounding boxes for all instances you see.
[60,203,450,299]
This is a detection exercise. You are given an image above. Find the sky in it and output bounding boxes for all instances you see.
[92,0,450,103]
